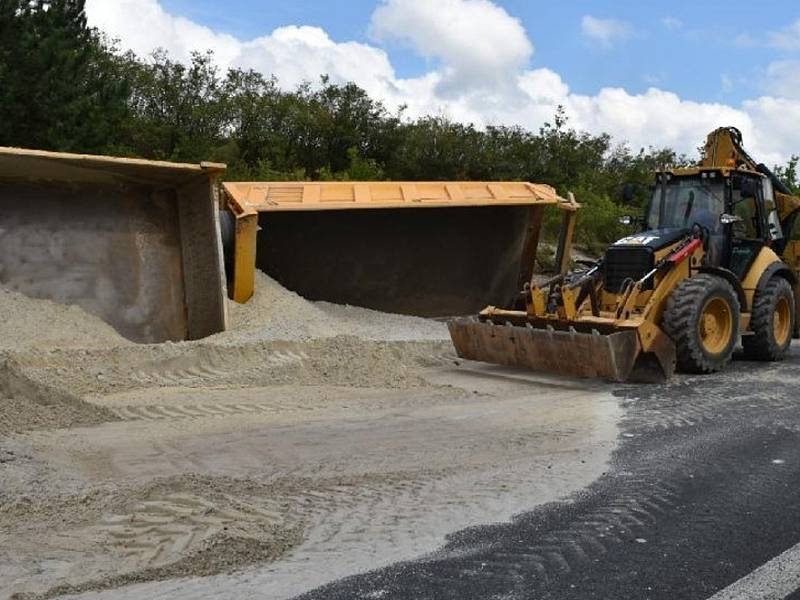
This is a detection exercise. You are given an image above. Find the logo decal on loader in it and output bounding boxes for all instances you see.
[615,234,659,246]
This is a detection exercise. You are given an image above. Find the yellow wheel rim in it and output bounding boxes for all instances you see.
[774,296,792,347]
[699,297,734,355]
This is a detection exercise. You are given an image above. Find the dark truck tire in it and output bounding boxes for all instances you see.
[742,276,795,361]
[662,274,740,374]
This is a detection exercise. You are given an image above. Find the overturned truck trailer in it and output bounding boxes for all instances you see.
[222,181,578,316]
[0,147,228,343]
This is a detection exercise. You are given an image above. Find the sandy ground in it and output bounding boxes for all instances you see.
[0,273,620,600]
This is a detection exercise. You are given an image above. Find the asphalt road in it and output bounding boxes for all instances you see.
[294,349,800,600]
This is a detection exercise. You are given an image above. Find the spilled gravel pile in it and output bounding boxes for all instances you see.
[0,287,130,350]
[0,356,118,435]
[221,271,449,344]
[0,271,456,596]
[0,273,451,431]
[1,271,448,352]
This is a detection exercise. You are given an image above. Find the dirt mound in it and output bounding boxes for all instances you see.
[220,271,449,344]
[0,287,130,350]
[11,337,452,399]
[1,271,448,351]
[0,272,453,437]
[0,356,119,435]
[0,363,116,434]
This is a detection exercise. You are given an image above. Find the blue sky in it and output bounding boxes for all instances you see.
[159,0,793,105]
[87,0,800,162]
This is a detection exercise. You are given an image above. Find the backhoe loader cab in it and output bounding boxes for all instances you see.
[639,168,783,274]
[449,129,800,382]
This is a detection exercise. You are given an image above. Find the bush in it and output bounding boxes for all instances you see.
[575,193,635,255]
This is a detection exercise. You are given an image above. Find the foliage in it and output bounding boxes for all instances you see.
[574,191,633,254]
[774,156,800,194]
[0,0,129,152]
[113,50,229,162]
[0,3,711,250]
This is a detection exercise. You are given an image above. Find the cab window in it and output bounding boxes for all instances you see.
[646,178,724,231]
[731,188,760,239]
[762,178,784,241]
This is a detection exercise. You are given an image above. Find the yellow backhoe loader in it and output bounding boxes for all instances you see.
[449,127,800,382]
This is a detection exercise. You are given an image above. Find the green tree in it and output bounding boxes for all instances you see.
[774,156,800,194]
[0,0,129,152]
[222,76,401,180]
[2,3,769,253]
[120,50,230,162]
[388,116,484,180]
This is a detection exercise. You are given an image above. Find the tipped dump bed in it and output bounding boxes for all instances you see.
[0,147,228,343]
[223,180,562,211]
[223,181,574,316]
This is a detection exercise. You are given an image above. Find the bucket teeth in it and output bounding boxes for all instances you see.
[447,317,653,382]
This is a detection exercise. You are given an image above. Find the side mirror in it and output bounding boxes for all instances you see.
[720,213,743,225]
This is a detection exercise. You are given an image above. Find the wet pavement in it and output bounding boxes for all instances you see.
[297,350,800,600]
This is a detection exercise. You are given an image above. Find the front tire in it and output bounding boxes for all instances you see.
[662,274,740,374]
[742,276,794,361]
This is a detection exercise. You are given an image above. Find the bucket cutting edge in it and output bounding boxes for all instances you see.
[447,317,674,383]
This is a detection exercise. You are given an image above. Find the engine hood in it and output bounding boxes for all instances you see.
[612,228,690,252]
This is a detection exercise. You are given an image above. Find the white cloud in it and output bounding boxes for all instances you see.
[738,19,800,51]
[87,0,242,65]
[743,96,800,164]
[569,87,753,153]
[764,60,800,99]
[369,0,532,95]
[238,27,398,95]
[85,0,800,164]
[661,17,683,31]
[87,0,398,99]
[734,33,757,48]
[721,73,734,94]
[768,19,800,50]
[580,15,632,47]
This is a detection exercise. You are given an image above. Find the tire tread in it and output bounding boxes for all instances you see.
[662,274,739,374]
[742,276,794,361]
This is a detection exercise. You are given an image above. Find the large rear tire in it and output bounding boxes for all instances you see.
[742,276,795,361]
[662,274,740,374]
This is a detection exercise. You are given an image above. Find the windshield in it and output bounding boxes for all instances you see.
[646,178,725,232]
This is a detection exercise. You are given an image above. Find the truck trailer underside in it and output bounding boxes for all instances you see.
[0,147,228,343]
[222,180,578,318]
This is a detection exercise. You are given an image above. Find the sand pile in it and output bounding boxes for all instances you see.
[219,271,449,344]
[0,288,126,433]
[0,272,448,352]
[0,356,118,434]
[0,273,451,401]
[0,287,130,350]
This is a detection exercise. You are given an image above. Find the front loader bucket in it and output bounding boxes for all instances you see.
[448,318,673,383]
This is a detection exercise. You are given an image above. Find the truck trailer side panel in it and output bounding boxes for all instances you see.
[0,148,228,343]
